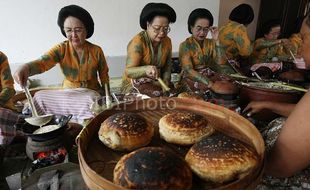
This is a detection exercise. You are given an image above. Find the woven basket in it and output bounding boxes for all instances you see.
[77,97,265,190]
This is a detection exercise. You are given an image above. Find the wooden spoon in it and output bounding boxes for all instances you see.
[157,77,170,92]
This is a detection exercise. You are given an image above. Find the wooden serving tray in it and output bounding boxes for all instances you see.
[77,97,265,190]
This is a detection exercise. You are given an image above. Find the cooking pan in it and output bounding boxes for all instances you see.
[15,114,72,141]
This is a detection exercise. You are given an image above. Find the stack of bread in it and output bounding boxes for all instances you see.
[98,111,259,188]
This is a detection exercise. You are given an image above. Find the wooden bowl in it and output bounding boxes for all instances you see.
[239,83,303,122]
[77,98,265,190]
[279,70,305,84]
[210,80,239,95]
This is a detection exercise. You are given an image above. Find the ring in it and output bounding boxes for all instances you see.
[247,112,252,117]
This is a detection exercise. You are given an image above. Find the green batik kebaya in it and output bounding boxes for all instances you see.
[27,41,109,91]
[219,21,253,60]
[179,36,235,86]
[121,31,172,93]
[0,51,15,110]
[252,38,291,63]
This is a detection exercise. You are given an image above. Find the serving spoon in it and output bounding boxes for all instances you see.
[23,84,53,127]
[157,77,178,97]
[157,77,170,92]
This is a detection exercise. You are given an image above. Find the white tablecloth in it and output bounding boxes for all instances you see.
[33,88,100,124]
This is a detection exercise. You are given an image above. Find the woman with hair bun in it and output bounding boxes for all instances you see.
[219,4,254,61]
[14,5,109,123]
[15,4,109,92]
[179,8,235,92]
[121,3,176,97]
[252,19,292,64]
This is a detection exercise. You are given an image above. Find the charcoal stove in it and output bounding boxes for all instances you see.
[23,135,69,178]
[26,135,69,161]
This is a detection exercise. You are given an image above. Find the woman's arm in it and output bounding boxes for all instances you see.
[266,90,310,177]
[14,44,62,86]
[125,39,152,79]
[27,44,63,75]
[277,39,294,61]
[179,42,211,87]
[214,40,236,74]
[162,50,172,85]
[0,54,15,106]
[97,49,109,85]
[254,39,280,51]
[243,101,295,117]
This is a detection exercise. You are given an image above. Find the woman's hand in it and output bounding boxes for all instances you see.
[207,80,214,88]
[277,39,290,46]
[243,101,269,116]
[14,64,29,87]
[210,27,219,41]
[145,65,159,79]
[280,39,290,45]
[281,39,293,50]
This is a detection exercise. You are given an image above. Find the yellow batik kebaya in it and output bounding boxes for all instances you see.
[289,33,302,56]
[0,51,15,110]
[27,41,109,91]
[121,31,172,92]
[251,38,291,63]
[219,21,253,60]
[179,36,235,85]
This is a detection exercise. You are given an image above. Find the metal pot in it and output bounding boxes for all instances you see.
[15,114,72,142]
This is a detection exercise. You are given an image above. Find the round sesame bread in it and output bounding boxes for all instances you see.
[185,133,259,183]
[159,112,214,145]
[99,112,154,151]
[113,147,192,190]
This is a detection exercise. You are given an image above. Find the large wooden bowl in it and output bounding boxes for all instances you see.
[77,98,265,190]
[239,83,303,122]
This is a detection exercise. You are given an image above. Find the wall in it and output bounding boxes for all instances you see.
[218,0,261,40]
[0,0,220,87]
